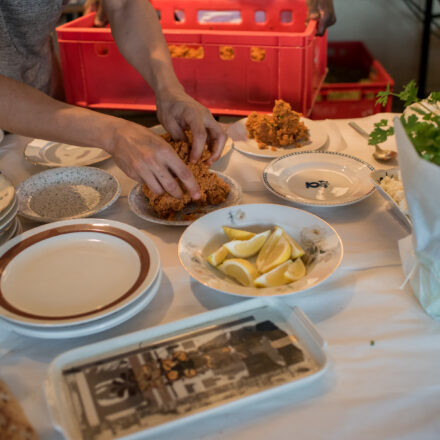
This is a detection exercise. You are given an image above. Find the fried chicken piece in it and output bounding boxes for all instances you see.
[142,132,230,219]
[246,99,309,149]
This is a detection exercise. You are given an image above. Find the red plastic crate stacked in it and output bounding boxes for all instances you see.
[56,0,327,116]
[311,41,394,119]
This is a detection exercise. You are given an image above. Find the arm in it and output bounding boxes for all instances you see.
[0,74,200,199]
[306,0,336,36]
[102,0,226,163]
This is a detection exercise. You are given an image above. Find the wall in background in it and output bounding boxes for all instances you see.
[328,0,440,95]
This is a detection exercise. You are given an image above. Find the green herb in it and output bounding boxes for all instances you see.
[372,81,440,166]
[370,340,375,346]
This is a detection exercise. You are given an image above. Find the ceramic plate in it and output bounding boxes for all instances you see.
[0,217,21,246]
[0,196,18,231]
[0,270,162,339]
[0,218,160,327]
[24,139,111,168]
[178,203,343,298]
[263,151,375,207]
[17,167,121,222]
[149,124,233,159]
[370,168,412,229]
[228,117,328,159]
[0,174,15,216]
[128,171,242,226]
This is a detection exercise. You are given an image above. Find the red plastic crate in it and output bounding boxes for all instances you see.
[56,0,327,116]
[310,41,394,119]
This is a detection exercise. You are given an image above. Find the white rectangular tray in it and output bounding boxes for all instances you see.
[45,297,328,440]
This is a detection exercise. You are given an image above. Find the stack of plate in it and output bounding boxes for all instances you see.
[0,219,161,339]
[0,174,21,245]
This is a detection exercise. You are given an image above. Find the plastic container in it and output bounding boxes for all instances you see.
[46,297,328,440]
[56,0,327,116]
[310,41,394,120]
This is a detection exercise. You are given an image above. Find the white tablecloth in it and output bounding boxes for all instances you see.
[1,114,440,440]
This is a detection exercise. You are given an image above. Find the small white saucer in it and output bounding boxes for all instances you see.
[263,151,375,207]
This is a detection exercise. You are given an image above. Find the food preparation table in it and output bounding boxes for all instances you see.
[1,114,439,440]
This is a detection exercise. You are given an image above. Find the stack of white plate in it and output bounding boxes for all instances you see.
[0,174,21,245]
[0,219,161,339]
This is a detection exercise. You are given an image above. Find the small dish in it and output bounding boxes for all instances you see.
[228,117,328,159]
[24,139,111,168]
[128,171,242,226]
[0,218,160,327]
[17,167,121,222]
[370,168,412,229]
[0,174,15,216]
[178,203,343,298]
[263,151,375,207]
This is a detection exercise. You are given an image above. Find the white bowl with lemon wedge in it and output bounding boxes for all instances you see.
[178,203,343,297]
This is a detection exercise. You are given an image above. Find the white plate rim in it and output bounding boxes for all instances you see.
[24,140,111,168]
[0,218,161,327]
[229,117,329,159]
[17,166,121,222]
[128,171,242,226]
[263,150,376,207]
[0,270,162,339]
[178,203,344,298]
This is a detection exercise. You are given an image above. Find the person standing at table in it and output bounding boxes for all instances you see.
[0,0,227,200]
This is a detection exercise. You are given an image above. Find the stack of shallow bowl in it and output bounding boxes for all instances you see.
[0,174,21,245]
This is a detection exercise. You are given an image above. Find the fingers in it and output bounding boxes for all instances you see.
[206,121,227,164]
[165,153,201,199]
[94,2,108,27]
[186,117,207,163]
[306,0,319,23]
[163,117,185,141]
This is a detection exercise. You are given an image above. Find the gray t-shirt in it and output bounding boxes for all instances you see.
[0,0,68,95]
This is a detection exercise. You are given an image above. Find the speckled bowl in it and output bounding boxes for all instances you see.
[17,167,121,223]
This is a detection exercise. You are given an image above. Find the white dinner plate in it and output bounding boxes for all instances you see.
[370,168,412,229]
[17,167,121,222]
[0,270,162,339]
[24,139,111,168]
[263,151,375,207]
[128,171,242,226]
[0,218,160,327]
[0,174,15,218]
[178,203,343,298]
[228,117,328,159]
[149,124,233,159]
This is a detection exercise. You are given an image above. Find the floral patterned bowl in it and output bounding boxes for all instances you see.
[178,203,343,298]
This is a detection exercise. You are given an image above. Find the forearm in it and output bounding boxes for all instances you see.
[103,0,182,95]
[0,74,122,153]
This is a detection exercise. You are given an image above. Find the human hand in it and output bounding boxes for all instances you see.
[306,0,336,36]
[108,120,201,199]
[83,0,108,27]
[155,88,227,166]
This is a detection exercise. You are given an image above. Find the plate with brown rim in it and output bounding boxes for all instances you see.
[0,218,160,327]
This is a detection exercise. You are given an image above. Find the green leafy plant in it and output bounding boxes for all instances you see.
[370,81,440,166]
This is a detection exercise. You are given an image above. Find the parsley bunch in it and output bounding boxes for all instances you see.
[369,81,440,166]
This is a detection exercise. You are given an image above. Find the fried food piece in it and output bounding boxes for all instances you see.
[0,380,39,440]
[246,99,309,149]
[142,132,230,219]
[169,44,204,59]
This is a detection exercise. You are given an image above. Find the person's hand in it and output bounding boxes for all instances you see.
[306,0,336,36]
[108,120,201,199]
[155,87,227,166]
[83,0,108,27]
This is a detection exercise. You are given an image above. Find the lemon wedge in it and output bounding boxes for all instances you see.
[207,246,229,267]
[223,230,271,258]
[256,227,291,273]
[254,260,292,287]
[219,259,259,286]
[222,226,256,241]
[280,229,305,259]
[284,258,306,282]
